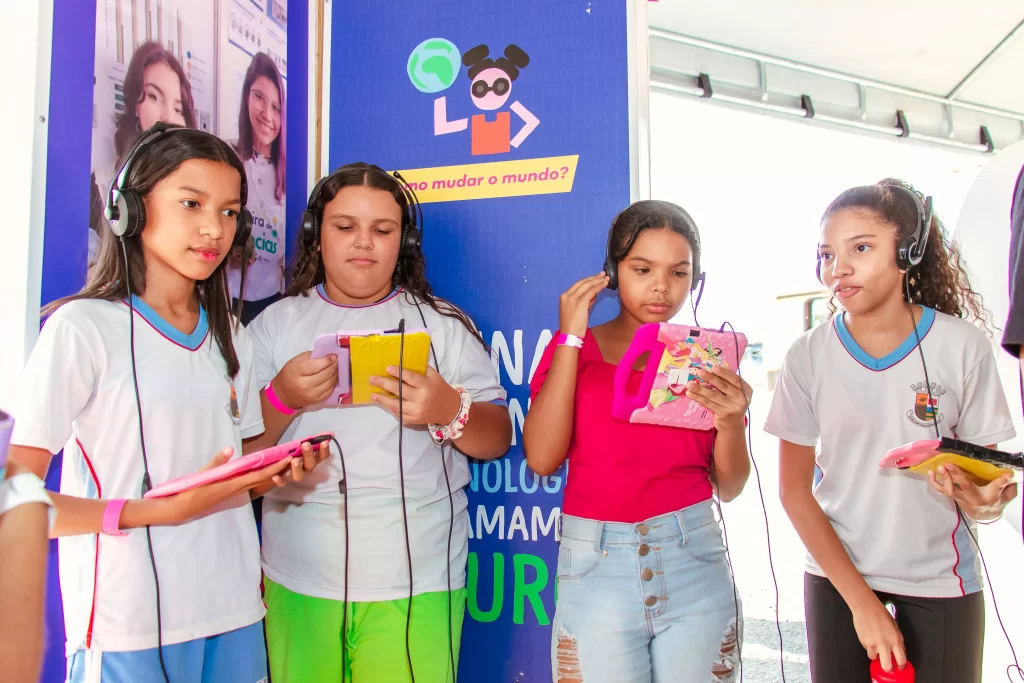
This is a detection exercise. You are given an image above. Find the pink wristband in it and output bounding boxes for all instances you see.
[556,333,584,349]
[102,499,128,537]
[265,380,297,415]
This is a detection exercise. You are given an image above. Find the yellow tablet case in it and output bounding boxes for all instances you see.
[349,331,431,405]
[908,453,1013,485]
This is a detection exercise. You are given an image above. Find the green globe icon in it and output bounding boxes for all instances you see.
[407,38,461,93]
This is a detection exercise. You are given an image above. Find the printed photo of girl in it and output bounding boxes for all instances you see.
[228,51,287,324]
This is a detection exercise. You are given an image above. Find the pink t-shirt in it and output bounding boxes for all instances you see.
[529,329,715,523]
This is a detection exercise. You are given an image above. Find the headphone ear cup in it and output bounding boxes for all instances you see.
[233,208,253,249]
[604,257,618,290]
[400,218,421,259]
[300,210,319,248]
[112,189,146,238]
[897,235,918,270]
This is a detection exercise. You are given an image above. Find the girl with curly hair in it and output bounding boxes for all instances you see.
[766,179,1017,683]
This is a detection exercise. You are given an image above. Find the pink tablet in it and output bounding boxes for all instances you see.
[612,323,747,431]
[310,333,352,406]
[879,439,942,469]
[143,433,334,499]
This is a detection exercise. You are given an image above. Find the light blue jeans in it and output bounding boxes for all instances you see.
[551,501,742,682]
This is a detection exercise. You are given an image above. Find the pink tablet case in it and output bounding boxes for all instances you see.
[142,433,333,499]
[310,333,352,406]
[879,440,942,469]
[612,323,748,431]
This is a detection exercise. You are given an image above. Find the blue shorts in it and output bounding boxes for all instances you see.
[66,621,267,683]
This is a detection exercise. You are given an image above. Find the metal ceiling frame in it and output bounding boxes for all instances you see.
[649,27,1024,154]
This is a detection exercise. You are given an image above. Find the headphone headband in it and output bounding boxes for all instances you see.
[889,184,933,269]
[104,122,252,247]
[300,163,423,261]
[603,200,704,292]
[107,122,178,211]
[815,183,934,283]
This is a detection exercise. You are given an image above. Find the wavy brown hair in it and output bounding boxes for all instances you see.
[114,42,196,158]
[46,126,248,376]
[821,178,988,328]
[287,162,486,348]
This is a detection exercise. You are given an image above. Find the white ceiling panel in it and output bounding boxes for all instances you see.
[955,34,1024,113]
[648,0,1024,114]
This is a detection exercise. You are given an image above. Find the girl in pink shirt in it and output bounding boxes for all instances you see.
[524,200,752,683]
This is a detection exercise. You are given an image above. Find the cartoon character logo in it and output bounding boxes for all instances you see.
[413,40,540,156]
[649,335,726,410]
[906,381,945,428]
[226,379,241,425]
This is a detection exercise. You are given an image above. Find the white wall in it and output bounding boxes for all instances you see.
[952,141,1024,455]
[652,92,984,365]
[0,0,52,411]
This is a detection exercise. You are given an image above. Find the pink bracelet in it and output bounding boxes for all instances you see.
[556,333,584,349]
[102,499,128,537]
[265,380,297,416]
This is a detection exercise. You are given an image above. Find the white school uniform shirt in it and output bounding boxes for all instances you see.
[228,154,286,302]
[11,297,266,654]
[764,307,1015,598]
[249,287,507,602]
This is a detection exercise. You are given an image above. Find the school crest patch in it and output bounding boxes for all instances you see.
[906,381,945,428]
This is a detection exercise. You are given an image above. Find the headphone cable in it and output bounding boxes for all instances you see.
[392,172,457,681]
[397,319,417,683]
[332,435,350,683]
[905,276,1023,681]
[121,237,171,683]
[717,320,786,683]
[414,300,458,683]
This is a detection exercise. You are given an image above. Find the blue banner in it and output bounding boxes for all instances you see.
[328,1,633,678]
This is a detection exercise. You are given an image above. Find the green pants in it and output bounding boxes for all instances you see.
[264,577,466,683]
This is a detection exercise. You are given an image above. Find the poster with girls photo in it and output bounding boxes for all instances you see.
[91,0,287,323]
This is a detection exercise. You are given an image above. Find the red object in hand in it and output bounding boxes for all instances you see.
[870,656,915,682]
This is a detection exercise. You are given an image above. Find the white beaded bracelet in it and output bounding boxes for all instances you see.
[429,386,473,444]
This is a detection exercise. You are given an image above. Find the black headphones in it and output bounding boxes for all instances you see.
[602,201,705,292]
[105,122,253,248]
[299,163,423,262]
[815,184,933,283]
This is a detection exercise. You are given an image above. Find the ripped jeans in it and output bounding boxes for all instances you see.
[551,501,742,683]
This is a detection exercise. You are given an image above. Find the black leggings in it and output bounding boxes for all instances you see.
[804,573,985,683]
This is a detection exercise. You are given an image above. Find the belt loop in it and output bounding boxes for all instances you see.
[674,510,687,545]
[594,521,604,551]
[557,514,562,541]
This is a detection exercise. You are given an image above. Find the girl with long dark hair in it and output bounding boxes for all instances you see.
[245,162,512,682]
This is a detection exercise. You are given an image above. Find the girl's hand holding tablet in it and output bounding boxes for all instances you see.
[272,351,340,410]
[927,463,1017,521]
[683,364,753,432]
[140,446,299,526]
[368,365,461,426]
